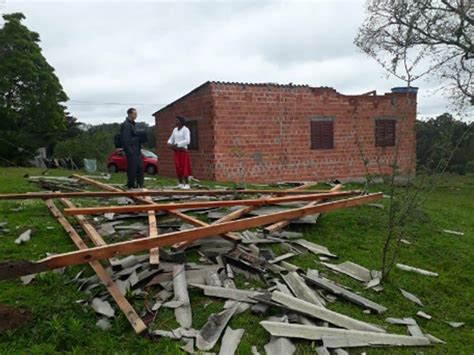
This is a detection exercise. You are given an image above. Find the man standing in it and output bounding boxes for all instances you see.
[121,108,144,189]
[167,115,192,189]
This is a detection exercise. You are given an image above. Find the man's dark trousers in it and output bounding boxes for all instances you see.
[126,151,144,189]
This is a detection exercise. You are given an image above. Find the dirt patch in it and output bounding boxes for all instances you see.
[0,303,31,333]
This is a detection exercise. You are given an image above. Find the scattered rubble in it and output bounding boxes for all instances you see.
[15,229,32,244]
[400,288,424,307]
[446,321,465,328]
[442,229,464,236]
[396,263,438,277]
[0,176,451,352]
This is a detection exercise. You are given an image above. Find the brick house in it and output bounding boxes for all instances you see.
[153,81,417,183]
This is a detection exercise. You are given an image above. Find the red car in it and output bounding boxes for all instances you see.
[107,148,158,175]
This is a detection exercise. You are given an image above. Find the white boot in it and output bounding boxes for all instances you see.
[182,184,190,190]
[176,183,184,189]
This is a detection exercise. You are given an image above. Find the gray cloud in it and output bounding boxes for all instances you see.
[1,0,464,125]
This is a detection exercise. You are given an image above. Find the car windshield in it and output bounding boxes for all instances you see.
[141,150,157,158]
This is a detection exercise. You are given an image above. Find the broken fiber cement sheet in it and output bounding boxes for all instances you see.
[303,273,387,314]
[192,284,263,303]
[321,261,371,283]
[396,263,438,277]
[271,291,384,333]
[196,304,238,351]
[281,271,326,307]
[293,239,336,257]
[259,322,431,348]
[218,327,245,355]
[264,336,296,355]
[172,264,192,328]
[400,288,424,307]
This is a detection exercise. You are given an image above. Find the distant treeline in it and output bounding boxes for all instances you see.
[53,122,155,169]
[416,113,473,175]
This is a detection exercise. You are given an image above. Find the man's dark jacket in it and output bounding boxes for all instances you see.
[121,118,141,157]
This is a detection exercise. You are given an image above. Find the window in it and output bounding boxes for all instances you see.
[311,120,334,150]
[187,120,199,150]
[375,119,396,147]
[141,150,157,158]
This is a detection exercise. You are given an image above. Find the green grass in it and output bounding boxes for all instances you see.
[0,167,473,354]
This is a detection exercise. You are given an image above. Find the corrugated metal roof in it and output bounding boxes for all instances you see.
[152,81,337,116]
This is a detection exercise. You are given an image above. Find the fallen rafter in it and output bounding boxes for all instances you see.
[265,184,343,233]
[0,193,382,279]
[63,190,361,216]
[43,199,147,334]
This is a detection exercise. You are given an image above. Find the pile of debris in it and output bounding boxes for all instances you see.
[0,175,446,353]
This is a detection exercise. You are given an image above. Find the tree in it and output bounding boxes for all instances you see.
[353,1,473,281]
[0,13,69,164]
[355,0,473,108]
[417,113,474,173]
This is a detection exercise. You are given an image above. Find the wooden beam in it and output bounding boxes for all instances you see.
[74,175,240,245]
[171,182,320,250]
[71,174,118,192]
[43,199,147,334]
[213,182,319,225]
[264,184,343,233]
[59,198,107,247]
[0,193,382,279]
[143,194,159,265]
[63,191,361,216]
[0,189,339,200]
[72,175,239,248]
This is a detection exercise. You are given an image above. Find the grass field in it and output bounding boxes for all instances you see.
[0,167,472,354]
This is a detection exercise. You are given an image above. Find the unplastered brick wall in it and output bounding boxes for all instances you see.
[154,84,216,180]
[154,81,416,183]
[210,82,416,183]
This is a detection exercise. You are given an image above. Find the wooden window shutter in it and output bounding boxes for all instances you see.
[375,119,396,147]
[187,120,199,150]
[311,120,334,150]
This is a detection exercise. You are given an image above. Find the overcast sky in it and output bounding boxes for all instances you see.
[1,0,460,125]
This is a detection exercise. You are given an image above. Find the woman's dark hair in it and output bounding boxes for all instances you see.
[176,115,186,125]
[127,108,136,115]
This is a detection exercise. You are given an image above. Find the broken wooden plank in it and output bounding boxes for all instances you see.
[259,322,431,347]
[219,327,245,355]
[396,263,438,277]
[265,184,342,233]
[143,194,160,265]
[0,188,345,200]
[63,191,362,216]
[303,273,387,313]
[43,199,146,334]
[0,193,383,279]
[281,272,326,307]
[73,174,240,249]
[271,291,384,333]
[59,199,107,247]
